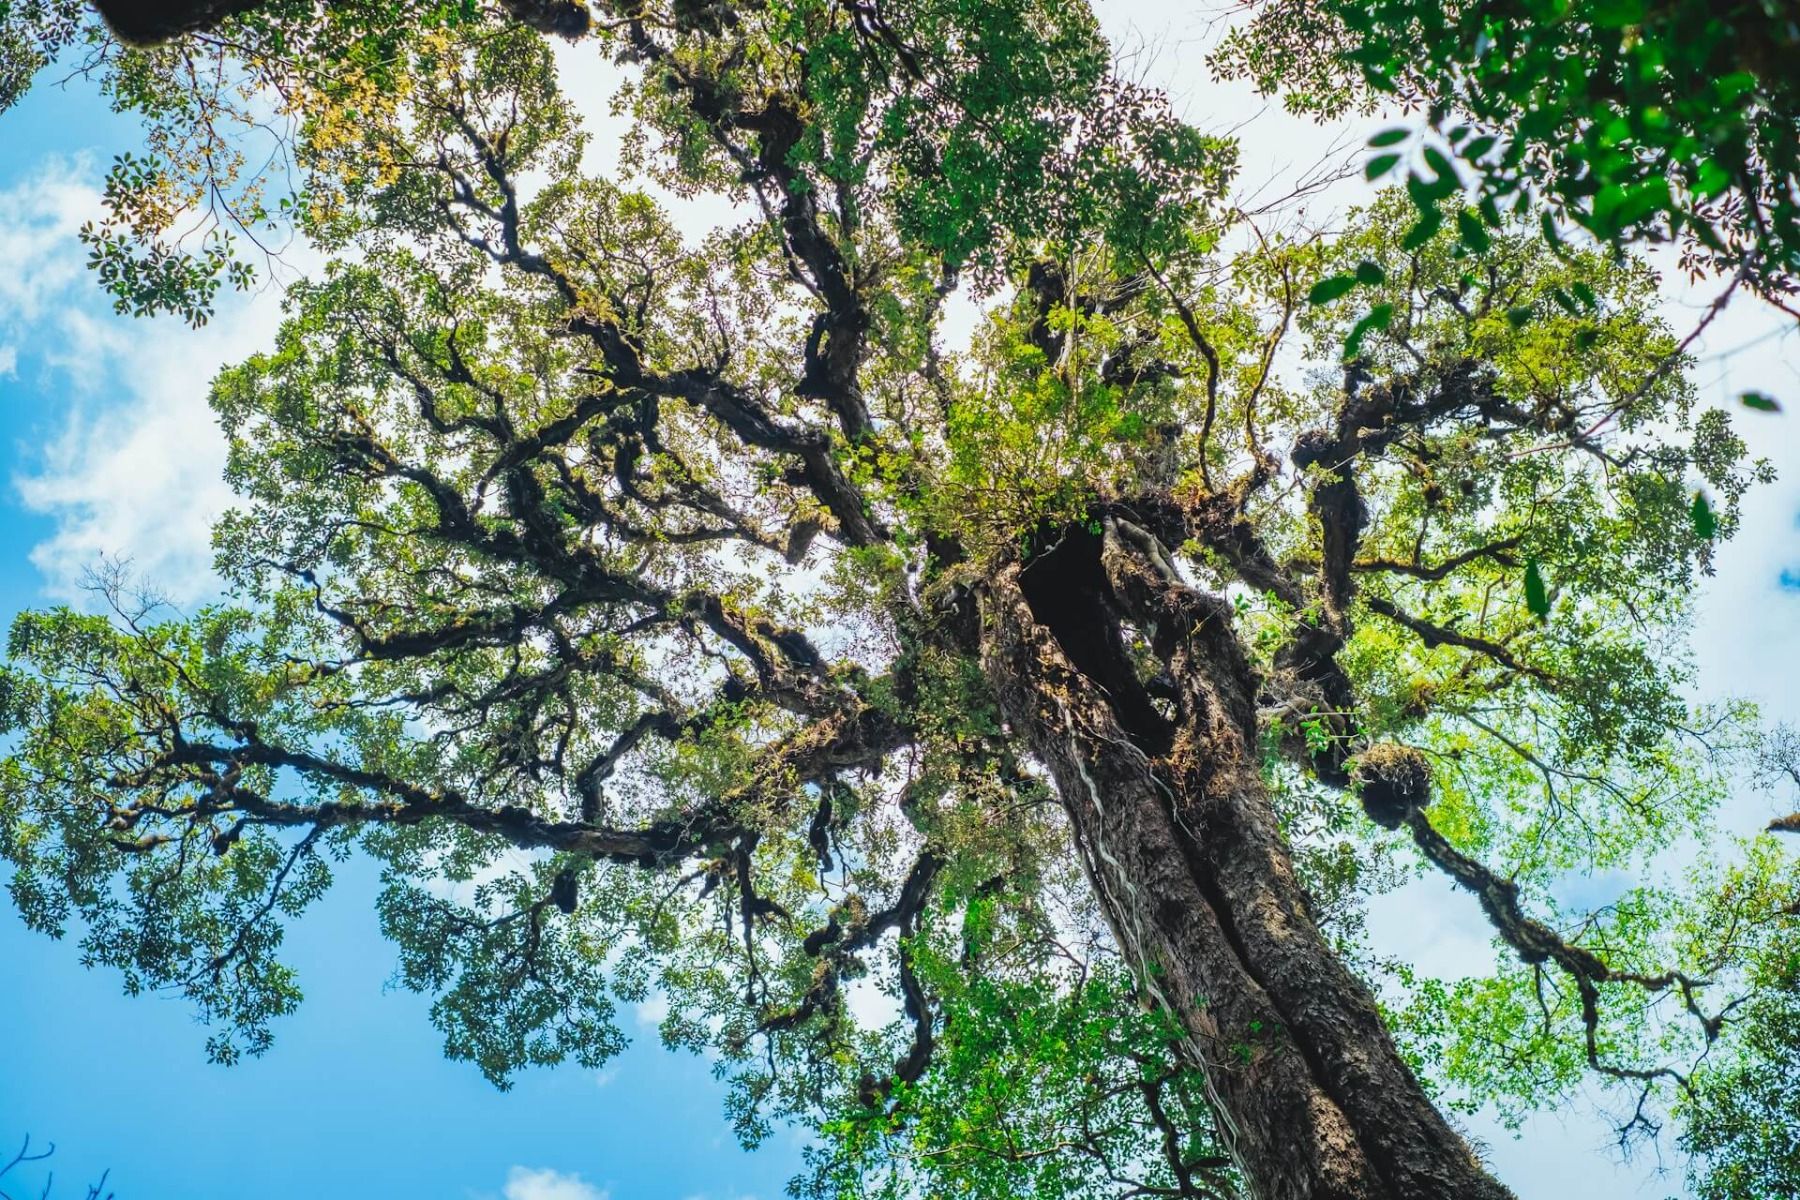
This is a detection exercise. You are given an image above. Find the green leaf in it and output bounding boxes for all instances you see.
[1590,0,1646,26]
[1420,146,1459,194]
[1354,260,1387,286]
[1455,209,1491,253]
[1402,208,1444,251]
[1366,152,1403,180]
[1342,302,1395,359]
[1462,135,1497,162]
[1368,127,1411,148]
[1691,491,1718,540]
[1406,173,1438,214]
[1591,184,1628,227]
[1524,559,1550,619]
[1308,273,1360,305]
[1740,391,1783,413]
[1694,159,1732,200]
[1506,305,1535,328]
[1714,71,1758,104]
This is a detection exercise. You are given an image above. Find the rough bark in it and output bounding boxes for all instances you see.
[979,519,1513,1200]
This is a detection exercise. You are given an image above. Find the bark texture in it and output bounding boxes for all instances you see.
[979,519,1513,1200]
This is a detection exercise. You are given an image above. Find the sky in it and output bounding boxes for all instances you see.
[2,3,1799,1199]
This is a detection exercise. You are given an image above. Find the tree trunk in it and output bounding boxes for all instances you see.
[978,519,1513,1200]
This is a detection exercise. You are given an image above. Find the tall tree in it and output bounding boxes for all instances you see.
[2,5,1795,1199]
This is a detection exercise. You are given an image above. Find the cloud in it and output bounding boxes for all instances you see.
[502,1167,609,1200]
[417,845,544,907]
[14,305,261,603]
[1363,871,1498,985]
[0,156,103,325]
[842,973,901,1029]
[547,41,745,245]
[0,156,303,605]
[634,992,671,1029]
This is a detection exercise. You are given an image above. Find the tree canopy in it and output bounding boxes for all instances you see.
[1,3,1796,1199]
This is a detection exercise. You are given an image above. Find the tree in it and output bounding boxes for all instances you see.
[1,5,1795,1199]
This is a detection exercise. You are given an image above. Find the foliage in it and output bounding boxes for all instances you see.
[801,943,1236,1200]
[1216,0,1800,308]
[1675,815,1800,1198]
[0,0,511,322]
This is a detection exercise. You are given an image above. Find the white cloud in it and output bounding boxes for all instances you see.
[634,992,671,1029]
[1682,292,1800,769]
[842,972,901,1029]
[593,1065,621,1088]
[418,845,544,906]
[548,41,746,245]
[502,1167,609,1200]
[1363,871,1498,985]
[0,155,308,605]
[15,303,265,603]
[0,156,103,325]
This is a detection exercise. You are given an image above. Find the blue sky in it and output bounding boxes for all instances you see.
[4,6,1800,1199]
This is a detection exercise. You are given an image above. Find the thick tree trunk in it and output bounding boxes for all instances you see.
[979,520,1513,1200]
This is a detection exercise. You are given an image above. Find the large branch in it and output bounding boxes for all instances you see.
[113,700,907,870]
[619,17,877,444]
[427,107,887,546]
[1291,358,1501,630]
[1365,596,1555,685]
[1404,804,1728,1088]
[281,394,840,712]
[1352,535,1523,580]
